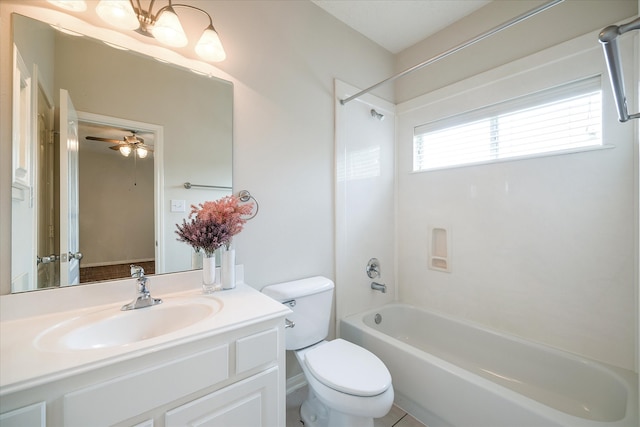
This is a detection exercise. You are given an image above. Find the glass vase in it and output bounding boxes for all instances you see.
[202,254,217,294]
[220,248,236,290]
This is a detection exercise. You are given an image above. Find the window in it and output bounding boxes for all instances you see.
[413,76,602,171]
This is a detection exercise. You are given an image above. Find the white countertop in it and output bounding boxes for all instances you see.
[0,270,290,396]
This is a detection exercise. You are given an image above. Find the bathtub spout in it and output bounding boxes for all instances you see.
[371,281,387,293]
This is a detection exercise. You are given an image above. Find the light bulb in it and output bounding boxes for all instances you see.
[195,25,226,62]
[47,0,87,12]
[151,6,188,47]
[119,145,132,157]
[96,0,139,31]
[136,147,148,159]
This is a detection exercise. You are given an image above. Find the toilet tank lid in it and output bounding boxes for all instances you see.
[261,276,334,301]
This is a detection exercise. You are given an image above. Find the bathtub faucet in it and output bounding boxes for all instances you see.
[371,281,387,293]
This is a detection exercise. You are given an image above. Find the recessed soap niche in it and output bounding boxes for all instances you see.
[428,226,451,272]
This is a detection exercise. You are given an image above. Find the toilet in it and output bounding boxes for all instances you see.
[262,276,394,427]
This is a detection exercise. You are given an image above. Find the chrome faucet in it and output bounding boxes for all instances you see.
[371,281,387,293]
[121,265,162,311]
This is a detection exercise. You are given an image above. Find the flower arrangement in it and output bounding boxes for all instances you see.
[176,195,254,257]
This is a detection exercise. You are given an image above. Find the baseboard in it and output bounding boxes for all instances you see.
[286,373,307,395]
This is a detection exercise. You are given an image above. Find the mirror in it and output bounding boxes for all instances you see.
[10,13,233,293]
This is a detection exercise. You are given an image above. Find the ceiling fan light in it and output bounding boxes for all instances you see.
[47,0,87,12]
[195,25,226,62]
[119,145,132,157]
[96,0,139,31]
[151,6,188,47]
[136,147,148,158]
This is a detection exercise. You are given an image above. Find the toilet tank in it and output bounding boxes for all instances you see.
[262,276,334,350]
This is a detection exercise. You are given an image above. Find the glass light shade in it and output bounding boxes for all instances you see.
[119,145,132,157]
[195,26,227,62]
[96,0,139,31]
[136,147,148,158]
[47,0,87,12]
[151,6,188,47]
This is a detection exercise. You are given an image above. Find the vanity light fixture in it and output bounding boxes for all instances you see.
[90,0,226,62]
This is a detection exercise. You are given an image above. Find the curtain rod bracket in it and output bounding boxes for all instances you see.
[599,16,640,122]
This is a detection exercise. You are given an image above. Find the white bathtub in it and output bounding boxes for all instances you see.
[341,304,638,427]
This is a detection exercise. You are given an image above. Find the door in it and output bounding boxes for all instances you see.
[59,89,81,286]
[36,84,57,288]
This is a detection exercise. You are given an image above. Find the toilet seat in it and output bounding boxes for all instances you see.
[304,339,391,397]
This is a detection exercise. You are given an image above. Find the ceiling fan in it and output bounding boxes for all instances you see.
[85,131,154,158]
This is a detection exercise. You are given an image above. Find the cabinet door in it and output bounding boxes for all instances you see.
[165,367,279,427]
[0,401,45,427]
[64,345,229,427]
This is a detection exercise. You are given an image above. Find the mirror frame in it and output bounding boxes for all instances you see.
[2,3,235,295]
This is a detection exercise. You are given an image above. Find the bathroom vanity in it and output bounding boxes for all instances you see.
[0,269,290,427]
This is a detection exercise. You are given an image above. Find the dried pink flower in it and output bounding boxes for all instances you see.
[176,195,254,256]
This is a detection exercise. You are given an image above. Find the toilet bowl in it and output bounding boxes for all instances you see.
[296,339,394,427]
[261,277,394,427]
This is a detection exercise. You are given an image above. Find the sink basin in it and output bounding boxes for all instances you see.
[35,297,222,351]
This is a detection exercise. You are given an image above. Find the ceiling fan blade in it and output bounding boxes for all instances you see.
[86,135,122,144]
[108,145,122,150]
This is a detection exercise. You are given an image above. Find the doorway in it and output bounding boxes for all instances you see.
[76,112,163,283]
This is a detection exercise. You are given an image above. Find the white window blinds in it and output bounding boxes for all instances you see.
[413,76,602,171]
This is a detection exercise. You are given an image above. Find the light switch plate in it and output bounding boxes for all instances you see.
[170,199,186,213]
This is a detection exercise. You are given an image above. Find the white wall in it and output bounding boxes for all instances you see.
[3,0,636,384]
[0,0,395,384]
[396,27,637,371]
[213,1,395,288]
[12,13,54,97]
[79,146,154,266]
[334,80,396,325]
[394,0,637,104]
[9,16,55,291]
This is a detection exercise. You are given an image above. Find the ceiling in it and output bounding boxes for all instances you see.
[311,0,491,54]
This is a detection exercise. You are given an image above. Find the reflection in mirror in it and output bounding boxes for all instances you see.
[10,13,233,293]
[78,120,155,284]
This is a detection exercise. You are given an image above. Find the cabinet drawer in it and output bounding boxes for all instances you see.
[236,328,278,374]
[64,344,229,427]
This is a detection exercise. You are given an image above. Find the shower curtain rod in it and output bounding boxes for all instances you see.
[339,0,564,106]
[599,16,640,122]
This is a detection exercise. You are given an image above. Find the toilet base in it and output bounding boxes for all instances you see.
[299,388,374,427]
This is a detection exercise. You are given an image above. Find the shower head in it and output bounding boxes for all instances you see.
[370,109,385,121]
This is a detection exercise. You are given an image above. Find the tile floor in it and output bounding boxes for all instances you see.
[286,386,426,427]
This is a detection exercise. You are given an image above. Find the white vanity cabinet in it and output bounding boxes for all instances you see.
[0,280,290,427]
[1,304,288,427]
